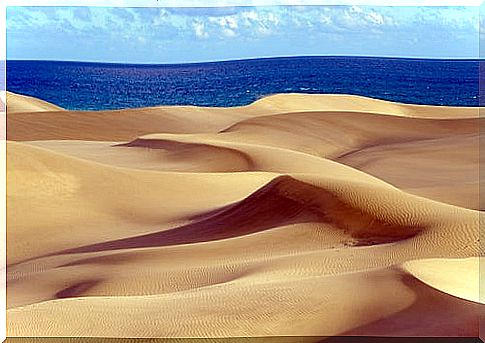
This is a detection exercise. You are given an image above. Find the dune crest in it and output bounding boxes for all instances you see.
[46,175,422,258]
[402,257,482,304]
[6,91,65,113]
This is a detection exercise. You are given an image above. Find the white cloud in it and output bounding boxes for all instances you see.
[193,21,209,38]
[336,6,395,31]
[241,10,259,22]
[238,9,281,36]
[202,9,283,38]
[209,16,238,29]
[367,11,384,25]
[7,5,478,48]
[223,16,238,29]
[152,9,169,26]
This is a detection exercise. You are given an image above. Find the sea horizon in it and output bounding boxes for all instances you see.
[6,54,484,66]
[7,56,480,110]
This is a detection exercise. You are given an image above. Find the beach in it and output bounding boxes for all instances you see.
[6,91,482,338]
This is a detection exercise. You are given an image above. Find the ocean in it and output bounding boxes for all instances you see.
[6,56,480,110]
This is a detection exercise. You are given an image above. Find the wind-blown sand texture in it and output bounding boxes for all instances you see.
[6,92,482,338]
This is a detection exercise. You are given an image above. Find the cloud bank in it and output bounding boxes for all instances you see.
[6,5,480,62]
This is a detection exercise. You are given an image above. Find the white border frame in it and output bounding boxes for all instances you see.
[1,1,483,342]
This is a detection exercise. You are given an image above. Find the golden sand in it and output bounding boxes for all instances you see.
[6,92,482,337]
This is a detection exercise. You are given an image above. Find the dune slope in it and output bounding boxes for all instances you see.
[6,91,65,113]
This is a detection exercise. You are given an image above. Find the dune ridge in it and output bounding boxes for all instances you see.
[44,175,424,258]
[6,91,64,113]
[6,92,482,338]
[7,92,479,142]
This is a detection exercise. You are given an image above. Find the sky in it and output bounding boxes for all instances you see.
[6,5,481,63]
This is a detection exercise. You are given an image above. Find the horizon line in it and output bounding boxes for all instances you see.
[7,54,483,66]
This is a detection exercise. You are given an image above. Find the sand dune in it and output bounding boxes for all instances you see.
[249,93,479,119]
[6,92,482,337]
[402,257,482,304]
[24,108,479,209]
[7,92,478,142]
[6,91,64,113]
[7,141,275,264]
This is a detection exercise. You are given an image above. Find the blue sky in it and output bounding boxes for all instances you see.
[6,6,481,63]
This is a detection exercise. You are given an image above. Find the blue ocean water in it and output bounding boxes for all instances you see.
[6,56,480,110]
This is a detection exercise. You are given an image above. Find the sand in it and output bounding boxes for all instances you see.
[6,92,64,114]
[6,92,482,338]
